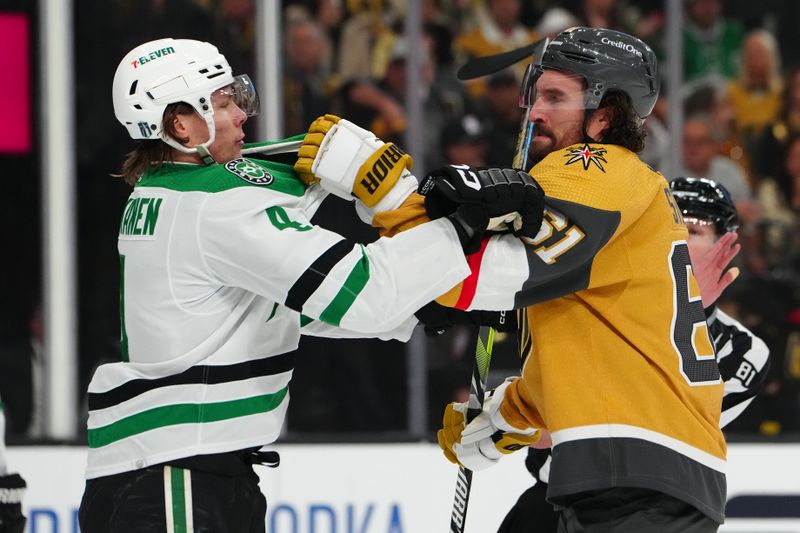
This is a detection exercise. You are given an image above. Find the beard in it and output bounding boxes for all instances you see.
[526,124,557,166]
[525,121,584,165]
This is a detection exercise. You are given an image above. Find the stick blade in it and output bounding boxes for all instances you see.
[456,40,543,80]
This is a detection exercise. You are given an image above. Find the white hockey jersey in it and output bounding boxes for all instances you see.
[85,156,469,478]
[711,308,771,428]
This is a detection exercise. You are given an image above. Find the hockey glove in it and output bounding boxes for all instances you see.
[437,379,538,471]
[293,114,417,216]
[419,165,545,241]
[0,473,26,533]
[414,301,516,337]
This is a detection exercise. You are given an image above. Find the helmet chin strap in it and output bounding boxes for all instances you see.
[195,144,217,166]
[191,113,218,165]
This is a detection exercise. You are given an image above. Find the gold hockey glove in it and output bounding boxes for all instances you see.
[437,380,538,470]
[294,114,416,210]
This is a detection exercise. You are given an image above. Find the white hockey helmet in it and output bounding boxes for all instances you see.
[112,38,258,163]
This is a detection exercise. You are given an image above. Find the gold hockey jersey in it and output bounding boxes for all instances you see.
[503,144,726,522]
[376,143,727,522]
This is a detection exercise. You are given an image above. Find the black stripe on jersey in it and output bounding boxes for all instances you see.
[722,388,759,415]
[514,197,620,308]
[708,318,730,351]
[721,361,770,416]
[284,239,352,312]
[549,438,726,524]
[717,328,752,382]
[87,352,295,411]
[716,322,770,413]
[708,310,770,425]
[525,447,551,482]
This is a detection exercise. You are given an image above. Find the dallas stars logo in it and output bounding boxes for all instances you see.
[564,144,608,172]
[224,158,274,185]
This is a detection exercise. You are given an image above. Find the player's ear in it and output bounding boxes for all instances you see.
[172,111,206,146]
[173,113,190,137]
[586,107,613,140]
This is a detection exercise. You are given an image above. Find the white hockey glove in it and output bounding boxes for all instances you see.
[294,114,418,221]
[437,379,538,471]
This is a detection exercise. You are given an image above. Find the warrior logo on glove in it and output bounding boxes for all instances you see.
[356,143,409,197]
[293,114,415,209]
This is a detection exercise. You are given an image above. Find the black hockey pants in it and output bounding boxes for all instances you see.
[78,449,272,533]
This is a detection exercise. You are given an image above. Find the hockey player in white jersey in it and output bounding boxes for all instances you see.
[78,38,545,533]
[496,177,771,533]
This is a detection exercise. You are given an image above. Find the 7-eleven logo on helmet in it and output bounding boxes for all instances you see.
[131,46,176,69]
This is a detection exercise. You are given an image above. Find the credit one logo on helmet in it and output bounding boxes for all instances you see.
[131,46,176,69]
[600,37,642,58]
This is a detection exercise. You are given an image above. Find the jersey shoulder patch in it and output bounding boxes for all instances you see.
[537,143,636,175]
[562,144,609,172]
[225,158,274,185]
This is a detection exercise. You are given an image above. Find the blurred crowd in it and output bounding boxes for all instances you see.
[2,0,800,441]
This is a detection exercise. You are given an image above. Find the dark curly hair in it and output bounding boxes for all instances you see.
[596,89,647,153]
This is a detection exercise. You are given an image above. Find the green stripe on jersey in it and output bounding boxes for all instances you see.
[170,467,187,533]
[319,245,370,326]
[265,302,279,322]
[88,387,288,448]
[137,159,305,197]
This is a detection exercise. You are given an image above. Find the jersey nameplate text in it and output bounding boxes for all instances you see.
[119,195,164,240]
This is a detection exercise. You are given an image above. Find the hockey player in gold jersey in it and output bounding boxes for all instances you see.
[299,26,728,532]
[427,28,728,532]
[495,178,769,533]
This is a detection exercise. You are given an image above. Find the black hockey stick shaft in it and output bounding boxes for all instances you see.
[449,325,495,533]
[449,85,534,531]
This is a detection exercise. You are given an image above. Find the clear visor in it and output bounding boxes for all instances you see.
[212,74,259,116]
[518,63,542,108]
[518,64,591,111]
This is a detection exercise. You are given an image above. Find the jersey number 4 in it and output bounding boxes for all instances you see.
[669,241,720,386]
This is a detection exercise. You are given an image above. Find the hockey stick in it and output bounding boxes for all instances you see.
[447,111,531,529]
[449,325,495,533]
[448,38,547,529]
[456,38,545,80]
[241,139,303,156]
